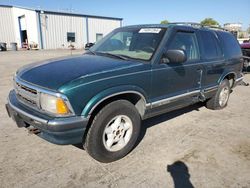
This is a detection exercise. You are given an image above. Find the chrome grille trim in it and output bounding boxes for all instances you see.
[16,82,37,94]
[13,76,75,117]
[14,78,39,108]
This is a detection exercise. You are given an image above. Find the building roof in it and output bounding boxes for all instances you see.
[0,4,123,21]
[224,23,242,26]
[39,10,123,21]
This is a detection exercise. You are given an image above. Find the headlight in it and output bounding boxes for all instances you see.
[40,93,71,115]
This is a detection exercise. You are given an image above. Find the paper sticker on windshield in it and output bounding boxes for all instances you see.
[139,28,162,33]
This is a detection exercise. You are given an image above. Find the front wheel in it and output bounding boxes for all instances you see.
[84,100,141,163]
[206,79,230,110]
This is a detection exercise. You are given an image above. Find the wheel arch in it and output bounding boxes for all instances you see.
[81,86,149,118]
[218,71,236,88]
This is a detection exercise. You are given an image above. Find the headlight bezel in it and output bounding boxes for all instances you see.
[38,91,75,117]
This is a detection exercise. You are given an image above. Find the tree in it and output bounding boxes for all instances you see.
[238,32,245,39]
[160,20,169,24]
[200,18,219,26]
[247,26,250,34]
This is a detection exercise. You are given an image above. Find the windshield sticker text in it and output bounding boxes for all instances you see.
[139,28,162,33]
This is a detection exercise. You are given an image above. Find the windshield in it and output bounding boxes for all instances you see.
[91,28,166,61]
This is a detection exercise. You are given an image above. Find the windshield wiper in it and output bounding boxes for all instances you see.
[86,49,96,55]
[98,52,128,60]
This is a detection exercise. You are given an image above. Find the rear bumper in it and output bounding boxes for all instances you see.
[6,90,89,145]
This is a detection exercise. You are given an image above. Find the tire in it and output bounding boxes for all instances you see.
[206,79,230,110]
[84,100,141,163]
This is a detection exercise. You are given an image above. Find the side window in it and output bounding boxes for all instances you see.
[168,32,199,61]
[199,31,222,60]
[67,32,75,42]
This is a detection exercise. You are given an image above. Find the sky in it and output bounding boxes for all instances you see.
[1,0,250,30]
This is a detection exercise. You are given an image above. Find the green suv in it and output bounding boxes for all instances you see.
[6,23,243,162]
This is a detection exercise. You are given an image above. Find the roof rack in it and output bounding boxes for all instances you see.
[169,22,202,27]
[168,22,228,31]
[203,25,228,31]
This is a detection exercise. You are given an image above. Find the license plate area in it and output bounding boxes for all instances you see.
[6,104,32,128]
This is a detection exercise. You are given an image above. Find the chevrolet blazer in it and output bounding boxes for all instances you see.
[6,23,244,162]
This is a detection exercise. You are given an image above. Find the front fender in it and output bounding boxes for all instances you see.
[81,85,149,117]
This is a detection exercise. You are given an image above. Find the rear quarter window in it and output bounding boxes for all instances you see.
[199,30,223,60]
[216,31,242,59]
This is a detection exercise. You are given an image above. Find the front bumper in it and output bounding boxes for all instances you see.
[6,90,89,145]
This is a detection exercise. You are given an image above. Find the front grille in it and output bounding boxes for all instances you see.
[14,80,38,108]
[16,82,37,94]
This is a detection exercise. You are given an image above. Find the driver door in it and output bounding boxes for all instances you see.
[149,28,203,113]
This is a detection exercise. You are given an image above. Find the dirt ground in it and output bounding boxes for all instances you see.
[0,50,250,188]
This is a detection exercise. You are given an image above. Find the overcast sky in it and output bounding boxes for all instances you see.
[1,0,250,29]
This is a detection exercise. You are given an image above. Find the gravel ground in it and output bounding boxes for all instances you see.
[0,50,250,188]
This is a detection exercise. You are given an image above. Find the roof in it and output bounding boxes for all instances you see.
[121,23,229,33]
[121,24,169,29]
[0,4,12,8]
[0,4,37,11]
[0,4,123,21]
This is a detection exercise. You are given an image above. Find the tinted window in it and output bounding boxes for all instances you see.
[168,32,199,61]
[199,30,222,60]
[217,31,242,58]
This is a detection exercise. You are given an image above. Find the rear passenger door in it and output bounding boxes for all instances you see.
[197,30,224,89]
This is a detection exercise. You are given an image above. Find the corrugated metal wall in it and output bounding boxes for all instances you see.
[0,6,122,50]
[40,13,86,49]
[88,18,121,43]
[0,7,16,48]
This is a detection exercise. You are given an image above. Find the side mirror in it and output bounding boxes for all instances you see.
[162,49,187,64]
[85,42,95,50]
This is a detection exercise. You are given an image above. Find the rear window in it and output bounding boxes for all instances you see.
[217,31,242,58]
[199,30,223,60]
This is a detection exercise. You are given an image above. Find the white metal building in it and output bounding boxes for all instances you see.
[224,23,242,32]
[0,5,122,49]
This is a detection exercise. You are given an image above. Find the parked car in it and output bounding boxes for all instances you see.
[84,42,95,50]
[6,23,243,162]
[240,42,250,71]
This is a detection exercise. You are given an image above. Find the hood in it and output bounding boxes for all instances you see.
[18,54,141,90]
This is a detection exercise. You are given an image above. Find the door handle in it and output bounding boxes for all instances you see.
[197,69,203,86]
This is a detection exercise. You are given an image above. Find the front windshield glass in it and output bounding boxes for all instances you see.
[91,28,166,61]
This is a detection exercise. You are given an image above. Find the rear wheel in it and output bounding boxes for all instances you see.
[206,79,230,110]
[84,100,141,163]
